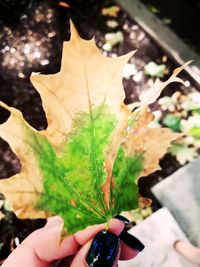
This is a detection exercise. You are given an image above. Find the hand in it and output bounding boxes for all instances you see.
[2,216,142,267]
[175,240,200,264]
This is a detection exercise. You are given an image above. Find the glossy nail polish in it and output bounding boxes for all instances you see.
[114,215,132,230]
[119,231,145,252]
[86,230,120,267]
[114,214,145,252]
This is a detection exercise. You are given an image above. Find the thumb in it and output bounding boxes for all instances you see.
[70,232,121,267]
[23,216,80,262]
[2,216,80,267]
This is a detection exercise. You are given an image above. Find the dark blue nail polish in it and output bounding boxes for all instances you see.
[114,214,132,230]
[86,230,120,267]
[114,214,130,224]
[119,231,145,252]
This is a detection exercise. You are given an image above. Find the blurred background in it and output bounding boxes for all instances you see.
[0,0,200,266]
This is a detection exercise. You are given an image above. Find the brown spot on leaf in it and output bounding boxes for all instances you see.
[70,199,76,207]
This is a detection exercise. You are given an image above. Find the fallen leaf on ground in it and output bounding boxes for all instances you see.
[181,114,200,138]
[158,96,176,112]
[123,63,138,79]
[169,142,198,165]
[163,114,181,132]
[103,31,124,51]
[102,6,120,17]
[58,1,70,8]
[106,20,119,28]
[144,61,166,78]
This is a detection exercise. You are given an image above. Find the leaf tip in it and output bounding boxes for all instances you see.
[173,60,193,76]
[0,100,10,112]
[69,19,80,41]
[120,50,137,63]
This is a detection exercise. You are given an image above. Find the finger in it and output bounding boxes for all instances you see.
[70,239,93,267]
[52,255,74,267]
[72,230,121,267]
[55,217,124,261]
[120,240,139,260]
[112,244,121,267]
[1,244,43,267]
[2,216,74,267]
[74,218,124,245]
[7,216,125,266]
[71,239,121,267]
[73,218,140,264]
[22,216,80,262]
[119,231,144,260]
[67,218,124,266]
[174,240,200,264]
[113,215,144,260]
[9,216,124,264]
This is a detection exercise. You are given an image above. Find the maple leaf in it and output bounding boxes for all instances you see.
[0,22,186,233]
[139,61,192,106]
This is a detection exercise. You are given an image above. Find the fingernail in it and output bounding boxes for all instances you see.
[114,215,130,224]
[86,230,120,267]
[114,215,132,231]
[119,231,145,252]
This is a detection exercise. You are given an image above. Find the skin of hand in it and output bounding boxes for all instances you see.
[2,216,139,267]
[174,240,200,264]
